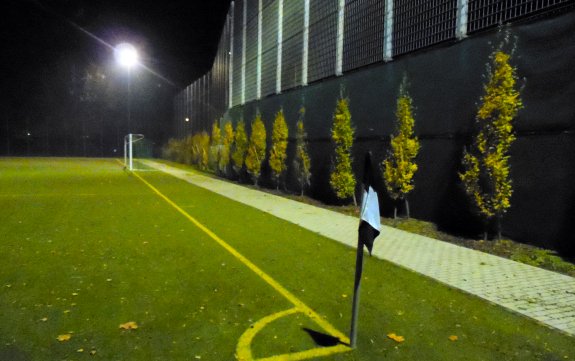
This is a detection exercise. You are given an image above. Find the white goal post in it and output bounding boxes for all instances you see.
[123,134,145,170]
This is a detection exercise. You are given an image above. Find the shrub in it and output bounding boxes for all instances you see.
[460,36,522,241]
[219,121,234,176]
[269,109,289,189]
[209,121,222,172]
[293,107,311,196]
[329,97,356,205]
[382,76,420,218]
[231,120,248,176]
[245,114,267,186]
[191,132,210,170]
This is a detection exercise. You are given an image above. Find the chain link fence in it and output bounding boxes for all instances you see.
[174,0,572,137]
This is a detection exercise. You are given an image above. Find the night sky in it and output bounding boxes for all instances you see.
[1,0,232,156]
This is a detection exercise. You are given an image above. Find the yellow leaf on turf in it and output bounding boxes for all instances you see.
[57,334,71,342]
[119,321,138,330]
[387,333,405,343]
[449,335,458,341]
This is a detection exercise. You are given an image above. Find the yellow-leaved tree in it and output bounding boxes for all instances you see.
[269,109,289,189]
[192,132,210,170]
[293,107,311,196]
[219,120,234,176]
[245,114,267,186]
[183,135,194,165]
[460,41,522,241]
[209,120,221,172]
[330,97,356,206]
[383,76,420,219]
[231,120,248,176]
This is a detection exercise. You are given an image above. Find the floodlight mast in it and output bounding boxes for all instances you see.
[115,43,139,144]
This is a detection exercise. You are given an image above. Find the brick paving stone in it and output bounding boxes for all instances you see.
[143,160,575,336]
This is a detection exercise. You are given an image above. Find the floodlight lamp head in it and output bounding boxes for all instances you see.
[115,43,139,69]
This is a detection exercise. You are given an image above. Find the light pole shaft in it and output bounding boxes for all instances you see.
[127,68,132,133]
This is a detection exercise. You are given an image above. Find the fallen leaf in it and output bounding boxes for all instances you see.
[119,321,138,330]
[342,294,348,298]
[449,335,458,341]
[57,334,72,342]
[387,333,405,343]
[90,350,97,355]
[41,317,48,322]
[77,348,84,353]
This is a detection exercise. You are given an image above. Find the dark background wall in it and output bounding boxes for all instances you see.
[224,10,575,256]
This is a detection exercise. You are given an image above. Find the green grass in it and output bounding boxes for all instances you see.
[0,158,574,360]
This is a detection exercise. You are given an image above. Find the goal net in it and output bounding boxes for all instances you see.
[123,134,153,170]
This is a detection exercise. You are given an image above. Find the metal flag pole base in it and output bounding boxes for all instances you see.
[349,238,365,348]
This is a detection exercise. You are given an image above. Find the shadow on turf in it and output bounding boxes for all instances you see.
[302,328,345,347]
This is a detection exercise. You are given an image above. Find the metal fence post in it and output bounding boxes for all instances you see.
[241,0,247,105]
[302,0,310,86]
[456,0,469,40]
[229,2,235,109]
[336,0,345,76]
[257,0,263,99]
[384,0,394,61]
[276,0,284,94]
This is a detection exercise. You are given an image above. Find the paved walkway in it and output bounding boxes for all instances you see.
[143,160,575,336]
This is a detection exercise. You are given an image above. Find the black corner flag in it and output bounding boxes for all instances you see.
[350,152,381,348]
[358,152,381,255]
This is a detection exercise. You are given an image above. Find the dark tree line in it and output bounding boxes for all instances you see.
[2,53,173,157]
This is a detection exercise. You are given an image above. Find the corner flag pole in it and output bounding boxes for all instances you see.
[350,236,364,348]
[350,152,381,348]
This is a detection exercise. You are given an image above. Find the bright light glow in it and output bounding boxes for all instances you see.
[115,43,139,69]
[185,118,190,122]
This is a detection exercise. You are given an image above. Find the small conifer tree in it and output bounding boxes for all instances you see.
[245,114,267,186]
[231,120,248,176]
[209,120,221,172]
[460,39,522,241]
[293,107,311,196]
[269,109,289,189]
[219,121,234,176]
[191,133,199,164]
[383,76,420,219]
[330,97,356,205]
[198,131,210,170]
[183,135,194,165]
[162,138,179,161]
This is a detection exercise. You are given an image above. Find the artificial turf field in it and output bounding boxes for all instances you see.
[0,158,574,361]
